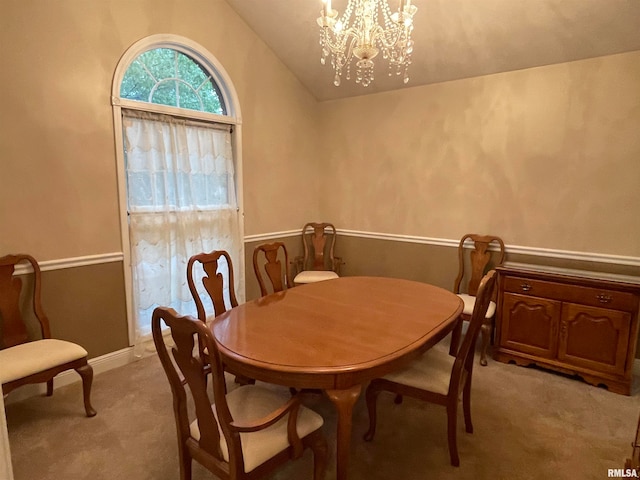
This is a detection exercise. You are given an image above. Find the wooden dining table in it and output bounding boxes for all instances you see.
[211,276,463,480]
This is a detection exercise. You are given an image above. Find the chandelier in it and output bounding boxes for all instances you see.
[317,0,418,87]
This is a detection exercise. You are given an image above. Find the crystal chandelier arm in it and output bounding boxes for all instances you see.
[376,24,407,49]
[323,27,358,52]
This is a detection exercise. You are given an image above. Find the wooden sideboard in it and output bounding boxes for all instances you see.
[494,263,640,395]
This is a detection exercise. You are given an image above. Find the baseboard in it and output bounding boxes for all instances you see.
[3,347,136,405]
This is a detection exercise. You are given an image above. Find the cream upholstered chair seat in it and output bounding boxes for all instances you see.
[382,342,453,395]
[0,339,88,385]
[293,270,339,284]
[190,385,324,473]
[456,293,496,319]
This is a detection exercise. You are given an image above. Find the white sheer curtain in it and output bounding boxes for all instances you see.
[123,111,243,352]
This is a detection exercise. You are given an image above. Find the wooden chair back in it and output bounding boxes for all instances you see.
[152,306,327,479]
[187,250,238,321]
[253,242,292,296]
[152,307,236,478]
[453,234,505,297]
[451,270,497,386]
[0,253,49,348]
[297,222,342,274]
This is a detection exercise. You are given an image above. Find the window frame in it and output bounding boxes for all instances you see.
[111,34,244,346]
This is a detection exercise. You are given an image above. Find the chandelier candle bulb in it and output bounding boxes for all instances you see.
[322,0,332,17]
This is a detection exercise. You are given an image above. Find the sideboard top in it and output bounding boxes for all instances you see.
[498,262,640,287]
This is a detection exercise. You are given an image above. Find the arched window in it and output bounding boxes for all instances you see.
[120,47,226,114]
[111,35,244,352]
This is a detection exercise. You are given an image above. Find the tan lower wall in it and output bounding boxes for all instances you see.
[10,236,636,362]
[37,262,129,359]
[244,234,640,359]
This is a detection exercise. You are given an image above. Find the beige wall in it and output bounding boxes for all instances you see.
[319,51,640,258]
[0,0,322,261]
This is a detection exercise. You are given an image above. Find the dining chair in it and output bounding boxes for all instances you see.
[253,242,293,296]
[0,253,96,417]
[152,306,327,480]
[187,250,255,385]
[292,222,343,285]
[363,270,497,467]
[253,241,324,396]
[187,250,238,323]
[450,234,505,365]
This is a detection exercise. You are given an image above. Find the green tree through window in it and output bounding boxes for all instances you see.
[121,48,226,114]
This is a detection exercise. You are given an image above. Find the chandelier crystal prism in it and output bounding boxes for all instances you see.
[317,0,418,87]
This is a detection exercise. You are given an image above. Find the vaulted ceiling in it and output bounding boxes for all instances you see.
[225,0,640,101]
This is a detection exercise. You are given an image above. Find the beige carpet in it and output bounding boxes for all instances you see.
[5,347,640,480]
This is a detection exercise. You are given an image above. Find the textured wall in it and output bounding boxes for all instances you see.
[0,0,322,260]
[319,52,640,258]
[0,0,323,356]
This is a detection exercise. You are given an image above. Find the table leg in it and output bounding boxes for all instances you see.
[325,384,362,480]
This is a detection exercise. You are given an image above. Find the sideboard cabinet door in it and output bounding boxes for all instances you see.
[558,303,631,375]
[500,293,561,359]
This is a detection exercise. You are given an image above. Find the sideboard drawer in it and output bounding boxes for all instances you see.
[502,276,638,311]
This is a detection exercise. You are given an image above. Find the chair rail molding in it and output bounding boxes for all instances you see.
[244,230,301,242]
[245,229,640,267]
[13,252,124,275]
[8,234,639,274]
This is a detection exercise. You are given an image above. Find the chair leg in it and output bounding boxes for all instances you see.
[479,322,491,366]
[179,451,192,480]
[76,364,97,417]
[46,379,54,396]
[462,378,473,434]
[363,384,381,442]
[446,401,460,467]
[307,430,328,480]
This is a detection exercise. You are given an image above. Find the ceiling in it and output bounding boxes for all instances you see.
[225,0,640,102]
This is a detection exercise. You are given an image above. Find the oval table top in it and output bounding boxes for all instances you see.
[212,276,463,389]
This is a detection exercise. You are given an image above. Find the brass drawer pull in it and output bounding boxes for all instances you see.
[520,283,532,292]
[596,293,612,304]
